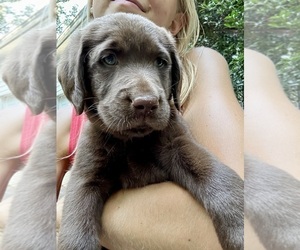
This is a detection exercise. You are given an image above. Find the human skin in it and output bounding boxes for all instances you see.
[92,0,184,36]
[244,49,300,180]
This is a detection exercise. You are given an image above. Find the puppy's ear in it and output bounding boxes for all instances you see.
[29,25,56,115]
[23,71,46,115]
[2,30,47,115]
[170,50,182,111]
[24,27,56,115]
[58,31,88,115]
[2,61,31,106]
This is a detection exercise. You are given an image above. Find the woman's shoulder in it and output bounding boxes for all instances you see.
[245,48,276,69]
[187,46,229,68]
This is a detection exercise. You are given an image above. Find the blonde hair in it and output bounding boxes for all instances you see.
[176,0,200,105]
[86,0,200,106]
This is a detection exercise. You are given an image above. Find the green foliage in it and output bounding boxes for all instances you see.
[56,2,79,35]
[245,0,300,108]
[0,0,34,35]
[196,0,244,107]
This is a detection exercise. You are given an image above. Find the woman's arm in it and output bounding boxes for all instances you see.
[244,48,300,178]
[101,182,222,249]
[184,47,244,178]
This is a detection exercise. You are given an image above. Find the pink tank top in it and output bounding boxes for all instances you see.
[68,108,87,162]
[20,108,48,163]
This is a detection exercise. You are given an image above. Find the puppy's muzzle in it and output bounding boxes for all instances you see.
[132,95,159,118]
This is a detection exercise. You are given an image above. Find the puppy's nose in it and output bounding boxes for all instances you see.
[132,96,159,115]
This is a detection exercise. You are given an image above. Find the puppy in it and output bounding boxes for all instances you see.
[1,24,56,250]
[58,13,243,250]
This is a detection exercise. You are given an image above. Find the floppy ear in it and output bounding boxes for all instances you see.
[2,60,31,106]
[170,50,182,111]
[30,24,56,109]
[30,25,56,115]
[23,71,46,115]
[58,31,89,115]
[2,29,47,115]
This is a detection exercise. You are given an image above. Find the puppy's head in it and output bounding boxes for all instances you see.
[2,24,56,119]
[59,13,182,138]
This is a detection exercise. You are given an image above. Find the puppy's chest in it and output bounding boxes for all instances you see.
[117,141,168,189]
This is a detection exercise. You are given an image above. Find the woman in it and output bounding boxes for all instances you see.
[58,0,243,249]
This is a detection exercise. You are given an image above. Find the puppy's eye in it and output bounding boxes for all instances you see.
[101,54,118,66]
[155,57,168,68]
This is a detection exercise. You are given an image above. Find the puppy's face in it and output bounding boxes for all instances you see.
[59,13,181,138]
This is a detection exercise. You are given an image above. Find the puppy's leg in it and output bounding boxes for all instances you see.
[245,156,300,250]
[160,117,244,250]
[58,173,109,250]
[1,121,56,250]
[58,127,119,250]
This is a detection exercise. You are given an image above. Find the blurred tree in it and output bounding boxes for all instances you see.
[197,0,244,107]
[56,0,79,36]
[245,0,300,108]
[0,0,34,36]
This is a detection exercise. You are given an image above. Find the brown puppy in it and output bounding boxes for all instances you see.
[58,13,243,250]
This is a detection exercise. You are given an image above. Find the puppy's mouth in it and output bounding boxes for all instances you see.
[123,125,153,137]
[98,97,170,138]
